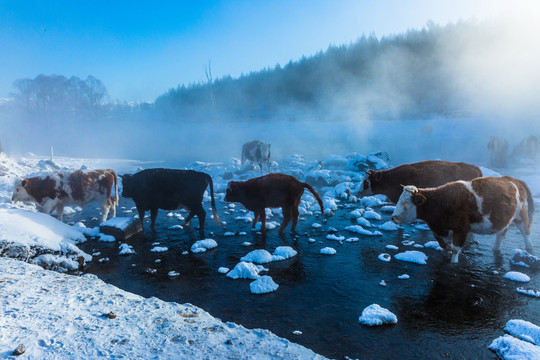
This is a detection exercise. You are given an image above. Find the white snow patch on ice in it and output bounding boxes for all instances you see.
[394,251,428,265]
[250,275,279,294]
[358,304,398,326]
[191,239,218,253]
[320,247,336,255]
[504,271,531,282]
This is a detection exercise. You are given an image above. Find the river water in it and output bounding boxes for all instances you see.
[75,193,539,360]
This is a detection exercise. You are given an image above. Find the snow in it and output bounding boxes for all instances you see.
[320,247,336,255]
[345,225,382,236]
[218,267,229,274]
[312,222,322,229]
[505,319,540,345]
[0,258,325,359]
[226,262,268,279]
[97,233,116,242]
[360,196,383,207]
[358,304,398,326]
[394,251,428,265]
[150,246,168,253]
[379,221,400,231]
[250,275,279,294]
[241,246,297,264]
[327,234,345,241]
[380,205,396,213]
[424,241,443,251]
[489,335,540,359]
[386,245,399,250]
[378,253,391,262]
[504,271,531,282]
[356,217,371,227]
[100,216,132,230]
[119,243,136,255]
[511,249,540,268]
[517,288,540,298]
[168,224,184,230]
[363,210,382,220]
[168,271,180,278]
[191,239,218,253]
[398,274,410,280]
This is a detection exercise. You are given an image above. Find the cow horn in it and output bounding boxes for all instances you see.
[403,185,418,193]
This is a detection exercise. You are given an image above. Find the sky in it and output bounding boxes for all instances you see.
[0,0,537,102]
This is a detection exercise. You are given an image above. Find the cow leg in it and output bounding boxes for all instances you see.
[291,206,300,233]
[56,203,64,222]
[451,231,468,264]
[280,206,292,235]
[260,209,267,234]
[252,211,260,228]
[137,208,146,228]
[515,221,533,253]
[493,228,508,251]
[109,199,117,218]
[100,205,110,223]
[185,211,195,226]
[150,208,158,229]
[195,205,206,238]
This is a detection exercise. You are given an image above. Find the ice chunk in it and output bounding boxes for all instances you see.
[250,275,279,294]
[358,304,397,326]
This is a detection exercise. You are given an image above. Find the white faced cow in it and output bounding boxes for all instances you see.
[487,136,509,168]
[391,176,534,263]
[241,140,271,171]
[12,169,118,223]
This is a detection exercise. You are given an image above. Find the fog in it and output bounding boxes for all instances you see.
[2,17,540,169]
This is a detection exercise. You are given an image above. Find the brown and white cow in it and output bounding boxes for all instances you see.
[12,169,118,223]
[487,136,509,168]
[359,160,483,204]
[391,176,534,263]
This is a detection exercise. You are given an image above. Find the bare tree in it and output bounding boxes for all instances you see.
[204,60,215,110]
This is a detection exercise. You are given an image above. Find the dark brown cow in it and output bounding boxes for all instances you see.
[359,160,483,204]
[12,169,118,222]
[225,173,324,235]
[391,176,534,263]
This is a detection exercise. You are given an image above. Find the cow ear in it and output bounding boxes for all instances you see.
[412,193,426,206]
[373,171,382,181]
[21,179,27,187]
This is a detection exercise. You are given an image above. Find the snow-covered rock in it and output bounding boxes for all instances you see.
[226,262,268,279]
[358,304,397,326]
[320,247,336,255]
[504,271,531,282]
[394,251,428,265]
[191,239,218,253]
[250,275,279,294]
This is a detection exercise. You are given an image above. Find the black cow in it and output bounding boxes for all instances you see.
[120,169,220,236]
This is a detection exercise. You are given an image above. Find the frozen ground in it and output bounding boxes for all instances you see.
[1,147,539,358]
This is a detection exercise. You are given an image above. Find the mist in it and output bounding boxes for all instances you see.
[2,17,540,169]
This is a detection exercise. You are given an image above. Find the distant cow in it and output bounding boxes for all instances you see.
[120,169,220,237]
[487,136,509,168]
[359,160,483,204]
[225,173,324,235]
[241,140,271,171]
[511,135,540,162]
[391,176,534,263]
[12,169,118,222]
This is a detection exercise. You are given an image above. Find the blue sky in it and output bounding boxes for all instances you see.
[0,0,532,101]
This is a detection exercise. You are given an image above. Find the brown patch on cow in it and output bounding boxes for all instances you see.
[225,173,324,235]
[366,160,482,204]
[23,177,59,204]
[414,182,482,248]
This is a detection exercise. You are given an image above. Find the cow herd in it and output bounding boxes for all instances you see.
[488,134,540,168]
[9,141,536,264]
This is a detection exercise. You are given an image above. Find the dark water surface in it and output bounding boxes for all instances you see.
[75,196,539,360]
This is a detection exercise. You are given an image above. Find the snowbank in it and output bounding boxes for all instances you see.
[0,258,325,359]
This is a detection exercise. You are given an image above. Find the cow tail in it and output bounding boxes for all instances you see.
[113,169,119,205]
[520,179,535,225]
[302,182,325,215]
[206,174,221,225]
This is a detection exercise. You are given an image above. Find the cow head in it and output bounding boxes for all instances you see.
[358,169,380,197]
[120,174,133,198]
[391,185,426,224]
[12,178,32,202]
[225,181,240,202]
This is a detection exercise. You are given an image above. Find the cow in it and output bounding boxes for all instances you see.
[241,140,271,171]
[391,176,534,263]
[12,169,118,222]
[120,169,220,237]
[359,160,483,204]
[225,173,324,235]
[511,135,540,162]
[487,136,509,168]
